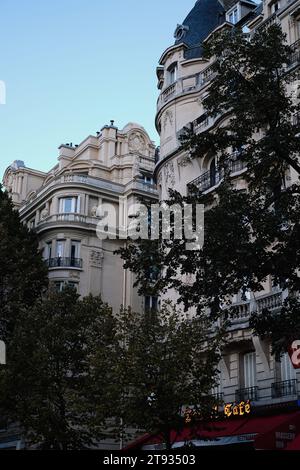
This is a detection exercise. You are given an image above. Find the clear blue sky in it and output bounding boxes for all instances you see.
[0,0,193,179]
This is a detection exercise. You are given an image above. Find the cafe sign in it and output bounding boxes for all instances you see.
[224,400,251,418]
[183,400,251,423]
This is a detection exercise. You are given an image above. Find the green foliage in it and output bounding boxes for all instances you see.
[0,289,117,450]
[113,303,225,450]
[250,298,300,359]
[0,185,48,340]
[118,25,300,353]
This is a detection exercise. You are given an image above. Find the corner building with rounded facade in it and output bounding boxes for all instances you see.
[152,0,300,450]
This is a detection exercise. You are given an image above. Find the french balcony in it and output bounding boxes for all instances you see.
[47,257,83,269]
[271,380,298,399]
[235,386,258,402]
[211,392,224,404]
[287,39,300,70]
[187,156,247,194]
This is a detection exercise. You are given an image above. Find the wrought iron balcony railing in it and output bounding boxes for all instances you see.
[211,392,224,403]
[271,380,297,399]
[188,157,247,193]
[235,386,258,402]
[48,257,83,269]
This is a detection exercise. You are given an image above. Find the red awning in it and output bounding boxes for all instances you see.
[285,433,300,451]
[125,413,299,450]
[255,411,300,451]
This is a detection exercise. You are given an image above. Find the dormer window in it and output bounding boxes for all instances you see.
[168,63,178,85]
[227,6,239,25]
[271,1,280,13]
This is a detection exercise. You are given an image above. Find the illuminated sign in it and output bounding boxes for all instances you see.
[289,340,300,369]
[183,400,251,423]
[224,401,251,418]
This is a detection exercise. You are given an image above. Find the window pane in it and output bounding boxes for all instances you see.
[244,352,256,388]
[71,241,80,259]
[56,241,65,258]
[64,198,73,213]
[281,353,296,382]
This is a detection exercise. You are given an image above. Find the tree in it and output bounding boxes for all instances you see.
[118,25,300,352]
[0,185,48,341]
[0,289,117,450]
[114,303,225,451]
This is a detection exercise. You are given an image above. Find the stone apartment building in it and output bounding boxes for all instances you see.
[144,0,300,449]
[2,0,300,451]
[2,121,158,316]
[1,121,158,449]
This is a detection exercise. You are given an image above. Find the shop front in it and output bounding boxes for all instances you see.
[124,401,300,451]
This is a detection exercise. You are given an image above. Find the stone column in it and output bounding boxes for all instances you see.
[85,194,89,215]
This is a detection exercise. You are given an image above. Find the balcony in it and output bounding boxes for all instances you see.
[157,64,216,113]
[287,39,300,70]
[235,386,258,402]
[188,157,247,194]
[256,291,283,313]
[211,392,224,403]
[38,213,98,229]
[48,257,83,269]
[271,380,298,399]
[256,12,279,32]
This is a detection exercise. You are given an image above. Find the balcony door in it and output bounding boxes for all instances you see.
[243,352,257,389]
[56,240,65,265]
[281,353,296,382]
[70,240,80,267]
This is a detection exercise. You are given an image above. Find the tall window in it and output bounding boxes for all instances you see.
[227,7,239,24]
[211,368,223,398]
[45,241,52,260]
[243,352,257,389]
[271,1,280,13]
[168,63,177,85]
[145,296,158,311]
[280,353,296,382]
[70,240,81,266]
[56,240,65,260]
[59,196,80,214]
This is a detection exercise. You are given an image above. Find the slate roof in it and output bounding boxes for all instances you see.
[174,0,226,59]
[174,0,260,60]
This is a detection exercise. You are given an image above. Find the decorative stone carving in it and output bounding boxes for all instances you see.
[91,206,98,217]
[133,157,140,178]
[163,110,174,132]
[163,162,176,187]
[40,208,49,220]
[69,271,80,280]
[3,171,14,193]
[90,250,104,268]
[128,132,146,152]
[177,155,192,168]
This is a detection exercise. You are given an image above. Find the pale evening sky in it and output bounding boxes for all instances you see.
[0,0,195,179]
